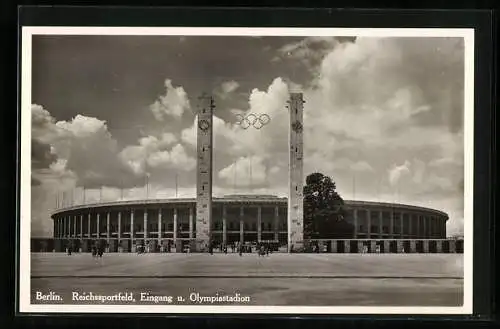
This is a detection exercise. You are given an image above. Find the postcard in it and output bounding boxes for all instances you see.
[20,26,473,314]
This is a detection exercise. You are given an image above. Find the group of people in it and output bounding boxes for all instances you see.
[206,242,273,256]
[65,241,105,258]
[91,244,105,258]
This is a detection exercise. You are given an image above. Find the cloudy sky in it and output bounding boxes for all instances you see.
[30,34,465,237]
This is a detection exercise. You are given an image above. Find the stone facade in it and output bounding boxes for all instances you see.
[50,197,449,253]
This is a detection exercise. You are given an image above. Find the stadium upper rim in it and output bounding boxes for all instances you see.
[50,194,449,219]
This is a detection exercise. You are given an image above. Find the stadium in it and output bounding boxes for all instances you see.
[34,194,463,254]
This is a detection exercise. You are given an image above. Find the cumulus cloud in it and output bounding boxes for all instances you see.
[388,160,411,186]
[216,80,240,99]
[275,36,356,69]
[182,77,290,159]
[150,79,191,120]
[351,161,374,173]
[218,155,269,188]
[120,133,195,175]
[32,139,57,170]
[31,36,465,237]
[31,104,141,189]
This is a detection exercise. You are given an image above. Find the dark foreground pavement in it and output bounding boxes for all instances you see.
[30,253,464,306]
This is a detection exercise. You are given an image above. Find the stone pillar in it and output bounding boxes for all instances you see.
[423,240,429,253]
[408,214,413,237]
[344,240,350,253]
[397,240,403,253]
[239,206,244,244]
[370,240,377,253]
[331,240,338,253]
[157,209,162,243]
[378,211,383,238]
[80,215,84,240]
[96,213,100,238]
[143,209,148,242]
[274,206,279,241]
[106,212,111,242]
[222,205,227,245]
[257,206,262,242]
[87,213,91,238]
[400,212,405,237]
[353,209,358,238]
[417,215,421,238]
[384,240,390,254]
[367,210,371,238]
[410,240,416,253]
[195,95,214,250]
[117,211,122,241]
[188,207,193,239]
[389,210,394,238]
[449,240,456,253]
[173,208,178,244]
[423,216,428,239]
[73,216,77,237]
[63,217,67,237]
[288,92,305,252]
[436,240,443,253]
[357,240,364,253]
[130,209,135,244]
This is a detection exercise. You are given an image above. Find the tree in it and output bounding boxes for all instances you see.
[303,172,354,239]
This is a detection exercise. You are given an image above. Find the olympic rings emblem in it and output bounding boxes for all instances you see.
[234,113,271,130]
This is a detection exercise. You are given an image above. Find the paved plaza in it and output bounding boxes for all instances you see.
[31,253,464,306]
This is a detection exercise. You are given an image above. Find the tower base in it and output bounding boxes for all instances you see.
[190,238,210,253]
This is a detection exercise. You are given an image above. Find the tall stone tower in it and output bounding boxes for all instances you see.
[195,94,214,251]
[288,92,304,252]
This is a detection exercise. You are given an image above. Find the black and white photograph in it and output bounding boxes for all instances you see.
[20,27,474,314]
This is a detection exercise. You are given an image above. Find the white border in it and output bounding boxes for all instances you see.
[19,27,474,315]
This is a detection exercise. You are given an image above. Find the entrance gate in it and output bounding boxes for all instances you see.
[389,240,397,253]
[429,240,437,253]
[403,240,411,253]
[416,240,424,253]
[442,240,450,253]
[350,240,358,253]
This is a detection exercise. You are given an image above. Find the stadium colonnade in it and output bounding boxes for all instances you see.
[31,195,463,254]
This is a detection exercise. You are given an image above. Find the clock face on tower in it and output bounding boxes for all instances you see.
[291,120,303,133]
[199,119,210,131]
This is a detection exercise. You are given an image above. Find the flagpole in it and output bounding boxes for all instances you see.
[175,174,178,198]
[249,155,252,192]
[352,174,356,200]
[233,160,237,194]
